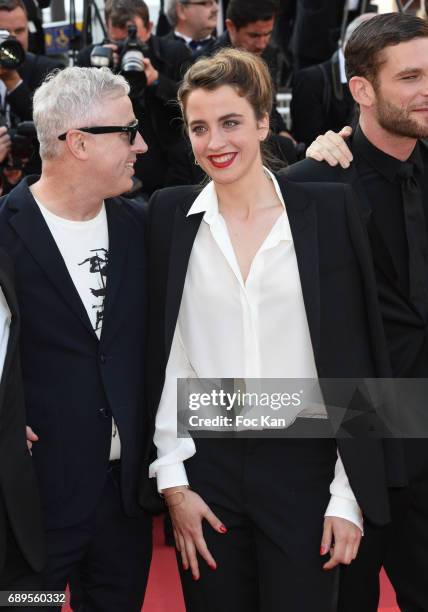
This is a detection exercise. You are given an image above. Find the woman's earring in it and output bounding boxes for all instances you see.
[194,157,199,166]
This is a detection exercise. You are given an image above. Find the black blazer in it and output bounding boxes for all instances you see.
[290,52,355,146]
[0,246,45,574]
[284,155,428,379]
[0,177,151,529]
[144,175,400,526]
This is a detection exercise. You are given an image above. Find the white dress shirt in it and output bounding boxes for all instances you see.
[338,47,347,84]
[0,286,11,386]
[149,170,363,531]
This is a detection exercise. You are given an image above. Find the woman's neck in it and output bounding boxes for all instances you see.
[215,163,278,219]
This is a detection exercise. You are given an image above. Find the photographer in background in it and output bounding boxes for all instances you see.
[77,0,192,198]
[0,0,63,191]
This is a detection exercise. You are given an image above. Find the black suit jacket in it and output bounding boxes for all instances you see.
[284,153,428,379]
[284,156,420,484]
[291,52,355,146]
[0,177,152,529]
[144,176,401,526]
[289,0,343,70]
[0,247,45,573]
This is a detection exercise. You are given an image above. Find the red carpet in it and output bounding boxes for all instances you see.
[63,517,398,611]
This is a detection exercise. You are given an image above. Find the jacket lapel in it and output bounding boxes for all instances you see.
[7,178,97,340]
[347,163,407,299]
[99,198,130,341]
[277,177,321,365]
[165,195,204,355]
[0,255,19,410]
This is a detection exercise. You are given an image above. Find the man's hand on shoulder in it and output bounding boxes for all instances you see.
[306,126,354,169]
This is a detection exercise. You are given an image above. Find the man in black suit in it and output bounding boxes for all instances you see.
[290,13,374,147]
[0,247,45,597]
[0,66,154,611]
[286,12,428,612]
[164,0,218,54]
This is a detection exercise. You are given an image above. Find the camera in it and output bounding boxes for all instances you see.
[0,115,36,170]
[0,30,25,70]
[90,24,149,97]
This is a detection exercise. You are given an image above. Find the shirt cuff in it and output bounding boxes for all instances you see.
[155,461,189,493]
[324,495,364,533]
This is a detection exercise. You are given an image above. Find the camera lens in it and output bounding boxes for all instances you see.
[121,50,145,73]
[0,38,25,69]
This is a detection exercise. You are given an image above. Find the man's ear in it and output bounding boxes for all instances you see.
[225,19,237,42]
[258,113,270,141]
[176,2,186,21]
[65,130,90,160]
[348,76,376,108]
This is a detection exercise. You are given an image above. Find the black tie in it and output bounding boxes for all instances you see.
[188,38,211,52]
[398,161,428,318]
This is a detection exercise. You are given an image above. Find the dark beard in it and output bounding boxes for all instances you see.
[376,97,428,139]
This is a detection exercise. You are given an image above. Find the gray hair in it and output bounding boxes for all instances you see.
[33,66,130,160]
[344,13,376,47]
[166,0,178,26]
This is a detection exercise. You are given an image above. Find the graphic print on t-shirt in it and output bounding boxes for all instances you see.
[78,248,109,333]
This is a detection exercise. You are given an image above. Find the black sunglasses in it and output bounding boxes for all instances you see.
[58,119,139,145]
[180,0,218,6]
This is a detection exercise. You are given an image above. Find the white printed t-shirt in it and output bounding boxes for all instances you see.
[35,199,121,460]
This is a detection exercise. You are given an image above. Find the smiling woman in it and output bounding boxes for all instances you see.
[145,47,393,612]
[178,48,272,186]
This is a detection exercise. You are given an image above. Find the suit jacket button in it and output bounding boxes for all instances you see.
[100,353,106,364]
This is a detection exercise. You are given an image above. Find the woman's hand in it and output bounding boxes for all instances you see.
[320,516,362,570]
[163,486,227,580]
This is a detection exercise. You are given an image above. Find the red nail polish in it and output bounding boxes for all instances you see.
[219,525,227,534]
[193,575,199,581]
[320,546,325,555]
[209,563,217,570]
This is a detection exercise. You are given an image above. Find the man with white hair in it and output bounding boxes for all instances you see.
[0,66,153,611]
[291,13,375,147]
[164,0,218,54]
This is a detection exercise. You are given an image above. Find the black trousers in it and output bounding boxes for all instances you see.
[180,431,339,612]
[42,462,152,612]
[0,515,44,612]
[339,442,428,612]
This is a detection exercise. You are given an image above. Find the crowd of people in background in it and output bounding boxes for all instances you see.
[4,0,426,200]
[2,2,428,612]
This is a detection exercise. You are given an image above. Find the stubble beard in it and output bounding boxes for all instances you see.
[376,94,428,139]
